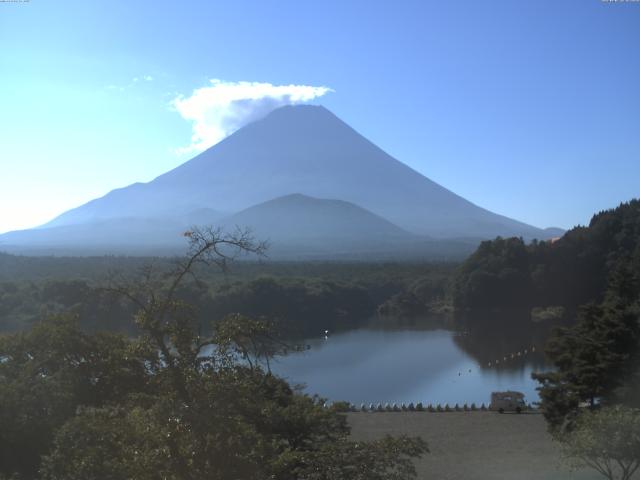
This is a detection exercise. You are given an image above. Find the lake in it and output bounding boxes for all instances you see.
[270,328,550,406]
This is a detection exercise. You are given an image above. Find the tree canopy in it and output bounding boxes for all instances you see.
[0,227,428,480]
[452,199,640,314]
[561,406,640,480]
[532,260,640,433]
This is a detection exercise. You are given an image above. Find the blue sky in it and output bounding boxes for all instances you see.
[1,0,638,234]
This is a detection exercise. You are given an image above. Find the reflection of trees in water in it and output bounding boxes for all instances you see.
[366,313,451,331]
[452,309,557,372]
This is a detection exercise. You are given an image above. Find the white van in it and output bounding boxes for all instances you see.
[490,391,526,413]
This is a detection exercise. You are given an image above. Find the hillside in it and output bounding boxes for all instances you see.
[0,209,222,255]
[452,199,640,312]
[218,194,408,254]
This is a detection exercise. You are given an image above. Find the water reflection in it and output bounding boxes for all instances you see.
[271,327,552,406]
[452,309,553,373]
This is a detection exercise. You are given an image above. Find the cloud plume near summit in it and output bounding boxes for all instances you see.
[172,80,333,154]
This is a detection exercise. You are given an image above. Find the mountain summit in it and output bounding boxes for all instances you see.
[1,105,559,256]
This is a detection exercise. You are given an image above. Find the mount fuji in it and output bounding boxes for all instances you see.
[0,105,561,258]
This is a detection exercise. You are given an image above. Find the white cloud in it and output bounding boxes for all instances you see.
[171,80,333,154]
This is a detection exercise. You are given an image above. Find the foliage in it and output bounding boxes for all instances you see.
[0,315,150,478]
[452,199,640,313]
[0,227,427,479]
[0,278,138,333]
[453,237,533,310]
[532,264,640,433]
[376,273,451,318]
[0,253,456,337]
[561,406,640,480]
[207,276,376,338]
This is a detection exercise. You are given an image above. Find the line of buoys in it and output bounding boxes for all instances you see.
[486,346,537,368]
[329,402,538,413]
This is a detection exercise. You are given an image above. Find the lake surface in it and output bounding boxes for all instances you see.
[270,329,550,406]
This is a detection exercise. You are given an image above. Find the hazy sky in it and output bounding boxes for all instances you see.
[1,0,638,234]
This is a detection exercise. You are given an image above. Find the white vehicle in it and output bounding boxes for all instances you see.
[490,391,526,414]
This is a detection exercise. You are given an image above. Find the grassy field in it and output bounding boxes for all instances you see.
[348,411,605,480]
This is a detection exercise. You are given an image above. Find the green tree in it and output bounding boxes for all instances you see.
[561,406,640,480]
[533,266,640,433]
[452,199,640,315]
[1,226,428,479]
[0,315,149,478]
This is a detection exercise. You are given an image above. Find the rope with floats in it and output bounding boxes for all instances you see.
[486,346,537,368]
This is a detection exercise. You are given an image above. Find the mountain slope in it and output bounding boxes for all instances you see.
[219,193,412,254]
[0,208,222,255]
[42,105,554,239]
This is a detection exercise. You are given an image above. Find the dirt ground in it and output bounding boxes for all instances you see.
[347,411,606,480]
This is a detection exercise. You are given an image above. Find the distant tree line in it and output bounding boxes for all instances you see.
[452,199,640,314]
[0,260,455,338]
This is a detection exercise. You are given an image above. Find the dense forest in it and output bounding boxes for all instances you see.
[0,254,454,338]
[452,200,640,315]
[533,263,640,429]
